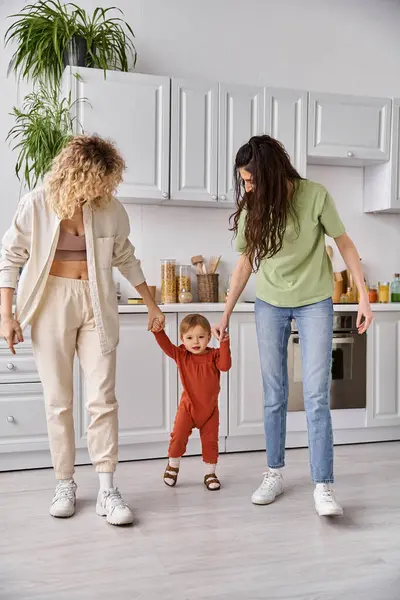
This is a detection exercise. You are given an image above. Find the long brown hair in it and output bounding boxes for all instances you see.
[230,135,303,271]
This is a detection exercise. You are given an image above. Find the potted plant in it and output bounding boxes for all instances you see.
[5,1,137,89]
[6,83,83,190]
[74,5,137,73]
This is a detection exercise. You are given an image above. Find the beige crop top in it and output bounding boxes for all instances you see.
[54,228,87,261]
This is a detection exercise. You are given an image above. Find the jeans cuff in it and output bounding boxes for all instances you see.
[313,478,334,484]
[96,462,117,473]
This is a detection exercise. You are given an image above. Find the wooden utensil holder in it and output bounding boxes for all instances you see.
[197,274,219,303]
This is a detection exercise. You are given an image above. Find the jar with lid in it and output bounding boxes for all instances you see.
[390,274,400,302]
[176,265,192,303]
[224,275,231,302]
[378,281,390,303]
[368,286,378,304]
[161,259,176,304]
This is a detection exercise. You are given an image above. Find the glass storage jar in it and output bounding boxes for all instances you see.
[176,265,192,303]
[161,259,176,304]
[378,282,390,303]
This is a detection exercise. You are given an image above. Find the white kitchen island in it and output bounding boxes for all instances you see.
[1,302,400,471]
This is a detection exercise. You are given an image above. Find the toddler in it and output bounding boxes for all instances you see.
[154,314,231,490]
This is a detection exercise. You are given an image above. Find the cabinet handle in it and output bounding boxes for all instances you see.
[347,151,354,158]
[220,195,227,201]
[7,416,15,423]
[162,192,169,199]
[212,195,217,201]
[6,363,15,371]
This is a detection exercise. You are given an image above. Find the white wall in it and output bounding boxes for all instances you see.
[1,0,400,300]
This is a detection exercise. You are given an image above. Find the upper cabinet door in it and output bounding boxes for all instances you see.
[364,100,400,213]
[218,84,265,204]
[66,68,170,201]
[389,99,400,211]
[264,88,307,177]
[308,92,391,165]
[170,79,218,203]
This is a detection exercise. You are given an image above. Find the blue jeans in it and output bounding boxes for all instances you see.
[255,297,334,483]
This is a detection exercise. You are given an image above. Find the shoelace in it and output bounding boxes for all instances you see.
[104,488,127,512]
[259,472,280,491]
[54,481,75,503]
[316,485,334,503]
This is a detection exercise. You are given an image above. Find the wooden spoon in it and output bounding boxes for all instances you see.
[191,255,206,275]
[209,255,222,275]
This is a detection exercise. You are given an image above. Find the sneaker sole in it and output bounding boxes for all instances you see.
[315,504,343,517]
[251,489,283,505]
[96,504,134,526]
[49,508,75,518]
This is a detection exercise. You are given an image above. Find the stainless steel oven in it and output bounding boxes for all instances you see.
[288,312,366,411]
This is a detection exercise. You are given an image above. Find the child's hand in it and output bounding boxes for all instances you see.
[213,330,229,343]
[151,316,165,333]
[148,306,165,333]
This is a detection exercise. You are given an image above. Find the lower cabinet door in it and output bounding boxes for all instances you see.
[76,314,178,447]
[0,382,48,453]
[177,312,228,439]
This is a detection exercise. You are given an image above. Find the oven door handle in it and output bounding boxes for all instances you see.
[332,337,354,345]
[292,336,354,345]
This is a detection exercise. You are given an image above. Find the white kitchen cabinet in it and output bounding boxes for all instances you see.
[227,312,311,453]
[366,312,400,427]
[265,88,308,177]
[228,313,264,439]
[364,99,400,213]
[65,67,170,202]
[218,84,265,203]
[77,314,178,447]
[170,79,218,203]
[0,326,40,384]
[177,312,228,439]
[308,92,391,165]
[0,382,48,454]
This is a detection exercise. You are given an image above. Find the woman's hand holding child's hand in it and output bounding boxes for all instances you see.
[148,307,165,333]
[212,315,229,342]
[213,330,229,344]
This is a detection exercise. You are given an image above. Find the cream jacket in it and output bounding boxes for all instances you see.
[0,188,145,354]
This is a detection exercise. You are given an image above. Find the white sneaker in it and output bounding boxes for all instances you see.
[49,480,77,518]
[314,484,343,517]
[96,488,134,526]
[251,471,284,505]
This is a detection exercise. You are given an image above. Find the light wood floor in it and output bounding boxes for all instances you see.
[1,442,400,600]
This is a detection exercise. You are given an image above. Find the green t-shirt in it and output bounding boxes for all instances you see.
[236,179,345,307]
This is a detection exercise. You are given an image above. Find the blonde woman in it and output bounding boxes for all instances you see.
[0,135,165,526]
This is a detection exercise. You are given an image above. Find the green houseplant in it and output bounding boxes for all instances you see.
[7,83,83,190]
[5,1,137,89]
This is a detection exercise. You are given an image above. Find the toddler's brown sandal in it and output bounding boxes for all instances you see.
[204,473,221,491]
[164,464,179,487]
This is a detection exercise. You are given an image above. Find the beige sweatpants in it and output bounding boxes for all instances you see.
[31,275,118,480]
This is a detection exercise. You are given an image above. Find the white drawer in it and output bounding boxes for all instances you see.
[0,327,39,383]
[0,352,40,384]
[0,325,33,349]
[0,383,47,444]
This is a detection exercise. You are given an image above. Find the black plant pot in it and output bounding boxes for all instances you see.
[63,35,87,68]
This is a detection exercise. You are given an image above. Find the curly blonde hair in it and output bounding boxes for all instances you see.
[44,135,125,219]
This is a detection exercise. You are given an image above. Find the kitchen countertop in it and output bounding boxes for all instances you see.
[118,302,400,314]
